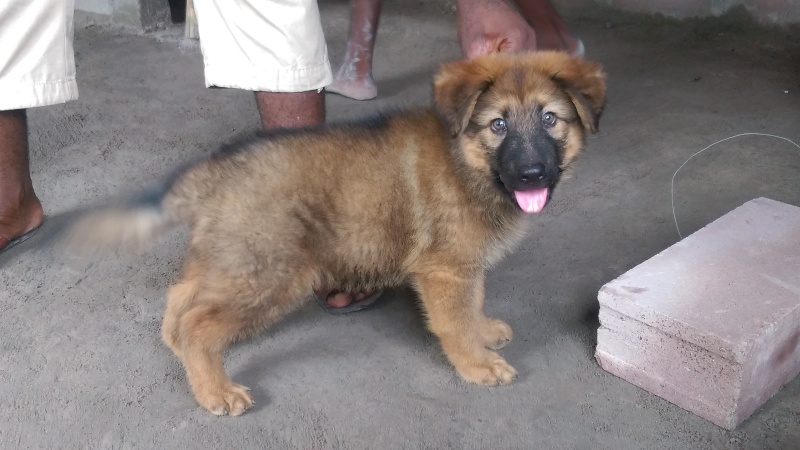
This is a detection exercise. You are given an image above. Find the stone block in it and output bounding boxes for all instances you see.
[595,198,800,429]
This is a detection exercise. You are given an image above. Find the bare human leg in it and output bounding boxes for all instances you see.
[252,90,377,311]
[254,90,325,131]
[327,0,381,101]
[0,109,44,253]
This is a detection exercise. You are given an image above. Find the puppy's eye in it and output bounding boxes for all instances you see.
[490,118,507,134]
[542,112,557,127]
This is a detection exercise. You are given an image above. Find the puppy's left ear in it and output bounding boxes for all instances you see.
[551,56,606,133]
[433,59,494,137]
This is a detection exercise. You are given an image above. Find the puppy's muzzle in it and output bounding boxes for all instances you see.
[499,161,558,214]
[518,163,546,185]
[506,161,557,191]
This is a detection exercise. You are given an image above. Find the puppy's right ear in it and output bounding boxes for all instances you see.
[433,59,494,137]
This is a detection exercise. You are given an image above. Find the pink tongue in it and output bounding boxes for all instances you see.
[514,188,549,213]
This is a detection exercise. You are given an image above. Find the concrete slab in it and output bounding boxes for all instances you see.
[596,198,800,429]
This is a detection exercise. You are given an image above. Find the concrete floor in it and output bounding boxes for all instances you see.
[1,2,799,448]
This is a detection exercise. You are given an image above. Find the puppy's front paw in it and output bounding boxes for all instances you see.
[195,382,254,416]
[480,317,513,350]
[456,351,517,386]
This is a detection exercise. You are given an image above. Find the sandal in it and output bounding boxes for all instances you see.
[0,224,42,256]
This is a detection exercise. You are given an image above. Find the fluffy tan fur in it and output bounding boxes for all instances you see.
[69,51,606,416]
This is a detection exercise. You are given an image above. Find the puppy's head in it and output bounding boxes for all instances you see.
[434,51,606,213]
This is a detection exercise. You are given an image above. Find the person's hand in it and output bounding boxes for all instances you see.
[456,0,537,59]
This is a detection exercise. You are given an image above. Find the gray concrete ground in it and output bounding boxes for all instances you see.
[1,2,799,448]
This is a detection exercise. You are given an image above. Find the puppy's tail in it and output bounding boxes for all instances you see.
[64,178,190,255]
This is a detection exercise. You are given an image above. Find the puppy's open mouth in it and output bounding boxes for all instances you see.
[513,188,550,214]
[494,171,555,214]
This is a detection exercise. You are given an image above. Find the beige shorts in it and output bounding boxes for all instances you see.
[193,0,333,93]
[0,0,78,110]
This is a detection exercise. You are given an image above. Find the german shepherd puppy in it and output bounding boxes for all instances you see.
[69,52,605,416]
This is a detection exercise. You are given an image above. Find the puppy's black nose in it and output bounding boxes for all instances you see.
[519,163,546,183]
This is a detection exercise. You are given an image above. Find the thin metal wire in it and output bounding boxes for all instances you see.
[671,133,800,239]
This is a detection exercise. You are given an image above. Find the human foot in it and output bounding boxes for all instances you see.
[327,73,378,101]
[513,0,584,55]
[0,108,45,253]
[313,288,384,314]
[328,0,381,100]
[535,30,584,56]
[456,0,538,58]
[0,187,44,253]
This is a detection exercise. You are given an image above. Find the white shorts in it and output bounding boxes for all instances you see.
[0,0,78,110]
[193,0,333,93]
